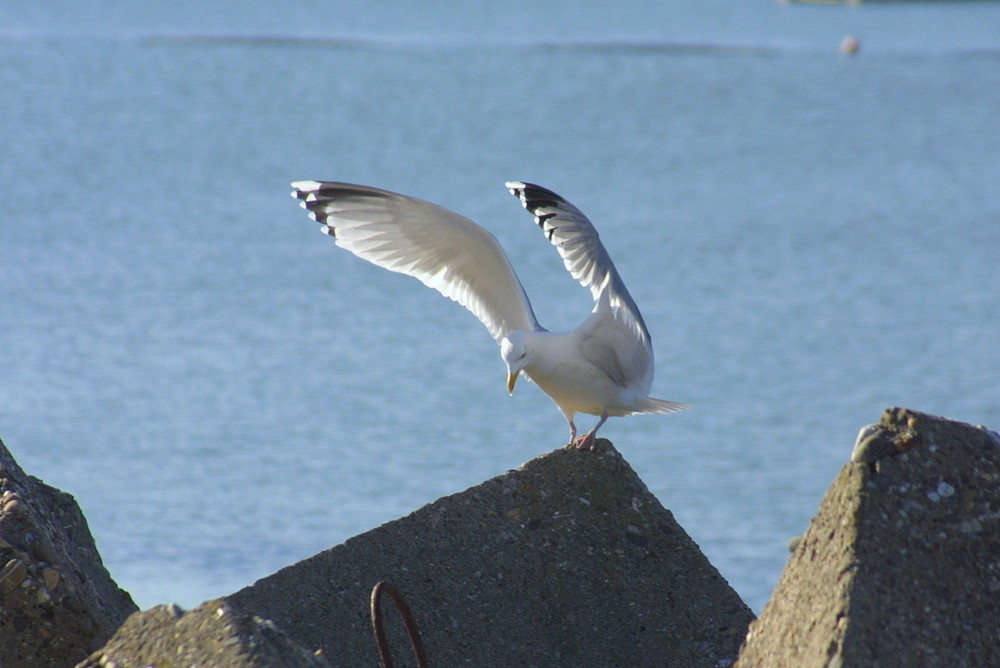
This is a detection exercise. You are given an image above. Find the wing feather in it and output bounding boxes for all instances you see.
[292,181,540,342]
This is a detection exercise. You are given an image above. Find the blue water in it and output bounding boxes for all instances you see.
[2,1,998,613]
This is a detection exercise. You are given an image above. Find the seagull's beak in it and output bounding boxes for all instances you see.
[507,371,518,395]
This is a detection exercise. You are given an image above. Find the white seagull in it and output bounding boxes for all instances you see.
[291,180,688,450]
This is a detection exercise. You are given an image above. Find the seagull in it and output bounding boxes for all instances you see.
[291,180,689,450]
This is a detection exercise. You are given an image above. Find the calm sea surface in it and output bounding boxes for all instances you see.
[2,1,998,612]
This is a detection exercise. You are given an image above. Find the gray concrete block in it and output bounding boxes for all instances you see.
[227,439,754,667]
[76,600,332,668]
[736,408,1000,668]
[0,438,138,667]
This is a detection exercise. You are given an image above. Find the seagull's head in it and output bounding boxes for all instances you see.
[500,333,531,395]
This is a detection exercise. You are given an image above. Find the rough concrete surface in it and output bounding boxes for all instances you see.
[736,408,1000,668]
[227,439,755,668]
[0,437,138,667]
[76,599,332,668]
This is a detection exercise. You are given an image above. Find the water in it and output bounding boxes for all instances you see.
[1,1,998,613]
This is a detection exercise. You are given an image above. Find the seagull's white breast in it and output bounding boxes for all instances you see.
[522,331,638,418]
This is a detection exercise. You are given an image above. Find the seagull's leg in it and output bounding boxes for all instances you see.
[573,412,608,451]
[559,408,579,448]
[566,420,578,448]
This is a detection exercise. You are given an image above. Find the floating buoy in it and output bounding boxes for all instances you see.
[839,35,860,55]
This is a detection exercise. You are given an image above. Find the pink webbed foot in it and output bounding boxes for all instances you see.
[565,413,607,451]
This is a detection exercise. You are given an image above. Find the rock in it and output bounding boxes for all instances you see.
[735,408,1000,668]
[227,439,754,667]
[77,599,331,668]
[0,437,138,667]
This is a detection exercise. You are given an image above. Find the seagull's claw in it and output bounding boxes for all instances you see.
[571,433,598,451]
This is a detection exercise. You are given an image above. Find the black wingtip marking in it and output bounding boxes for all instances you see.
[534,212,558,240]
[516,183,568,211]
[508,182,570,211]
[509,182,575,243]
[523,198,563,213]
[291,182,378,234]
[313,185,375,200]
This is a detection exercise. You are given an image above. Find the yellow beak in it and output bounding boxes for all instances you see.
[507,371,518,395]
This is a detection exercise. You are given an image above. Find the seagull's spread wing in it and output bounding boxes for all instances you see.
[293,181,540,342]
[505,181,652,345]
[506,181,659,395]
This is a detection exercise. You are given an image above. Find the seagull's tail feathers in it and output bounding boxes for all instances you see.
[626,398,690,416]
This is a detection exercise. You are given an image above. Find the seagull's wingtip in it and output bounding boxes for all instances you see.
[290,180,317,200]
